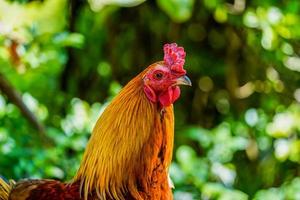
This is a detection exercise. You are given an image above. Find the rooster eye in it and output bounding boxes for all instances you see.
[154,71,164,80]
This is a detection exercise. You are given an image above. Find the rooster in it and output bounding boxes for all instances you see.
[0,43,191,200]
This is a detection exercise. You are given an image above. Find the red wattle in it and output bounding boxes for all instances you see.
[158,86,181,107]
[172,86,181,103]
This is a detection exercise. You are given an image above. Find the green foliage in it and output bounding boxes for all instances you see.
[157,0,195,22]
[1,0,300,199]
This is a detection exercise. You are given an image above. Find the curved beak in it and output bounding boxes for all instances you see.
[175,75,192,86]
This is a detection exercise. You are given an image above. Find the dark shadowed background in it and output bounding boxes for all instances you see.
[1,0,300,199]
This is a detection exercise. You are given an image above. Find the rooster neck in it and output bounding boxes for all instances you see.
[73,70,174,200]
[136,105,174,200]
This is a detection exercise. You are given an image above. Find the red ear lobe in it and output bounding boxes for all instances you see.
[143,85,157,103]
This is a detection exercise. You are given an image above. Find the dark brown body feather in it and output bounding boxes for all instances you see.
[9,180,81,200]
[8,179,163,200]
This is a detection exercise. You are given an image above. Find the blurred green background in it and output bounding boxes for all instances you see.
[1,0,300,199]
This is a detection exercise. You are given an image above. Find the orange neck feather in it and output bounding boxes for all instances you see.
[73,68,174,200]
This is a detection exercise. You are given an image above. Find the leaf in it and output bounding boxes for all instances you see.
[88,0,146,11]
[157,0,195,23]
[53,32,85,48]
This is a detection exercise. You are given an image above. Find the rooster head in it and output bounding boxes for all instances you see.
[143,43,191,107]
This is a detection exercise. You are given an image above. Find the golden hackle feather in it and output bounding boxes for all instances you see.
[0,178,13,200]
[73,64,174,200]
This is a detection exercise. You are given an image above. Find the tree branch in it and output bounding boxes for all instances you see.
[0,73,47,138]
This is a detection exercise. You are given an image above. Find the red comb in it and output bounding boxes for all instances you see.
[163,43,186,75]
